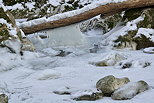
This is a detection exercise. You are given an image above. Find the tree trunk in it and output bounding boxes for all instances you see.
[22,0,154,34]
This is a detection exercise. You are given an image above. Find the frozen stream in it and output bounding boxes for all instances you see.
[0,24,154,103]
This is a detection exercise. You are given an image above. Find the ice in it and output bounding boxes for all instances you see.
[46,23,87,49]
[1,30,154,103]
[28,23,88,50]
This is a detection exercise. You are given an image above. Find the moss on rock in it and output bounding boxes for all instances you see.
[3,0,26,6]
[0,23,10,43]
[0,8,11,23]
[98,13,122,33]
[133,34,154,50]
[122,8,143,22]
[114,7,154,50]
[0,5,35,52]
[137,8,154,28]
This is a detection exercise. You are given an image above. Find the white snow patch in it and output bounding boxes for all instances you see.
[41,48,60,56]
[25,2,35,11]
[143,47,154,54]
[135,28,154,42]
[33,69,61,80]
[6,3,24,10]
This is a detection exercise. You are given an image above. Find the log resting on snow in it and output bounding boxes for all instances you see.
[22,0,154,34]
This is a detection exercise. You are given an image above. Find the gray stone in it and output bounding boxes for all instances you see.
[73,92,103,101]
[90,44,99,53]
[94,53,126,67]
[0,94,8,103]
[114,8,154,50]
[96,75,130,96]
[0,5,34,52]
[112,80,149,100]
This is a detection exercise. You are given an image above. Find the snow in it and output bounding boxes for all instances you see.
[1,0,154,102]
[1,21,154,103]
[18,0,127,28]
[143,47,154,54]
[25,2,35,11]
[48,0,61,6]
[6,3,24,10]
[1,44,154,103]
[0,2,7,11]
[136,28,154,42]
[101,16,144,46]
[0,18,18,37]
[112,81,149,100]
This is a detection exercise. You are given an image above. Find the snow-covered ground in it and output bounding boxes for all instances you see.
[0,23,154,103]
[1,0,154,102]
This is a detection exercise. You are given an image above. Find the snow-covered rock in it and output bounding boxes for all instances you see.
[93,53,126,66]
[73,91,103,101]
[114,8,154,50]
[96,75,130,96]
[0,3,34,52]
[53,87,103,101]
[143,47,154,54]
[3,0,96,20]
[111,80,149,100]
[53,86,72,95]
[118,60,151,69]
[0,94,8,103]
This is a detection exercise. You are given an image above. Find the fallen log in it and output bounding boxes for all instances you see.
[22,0,154,34]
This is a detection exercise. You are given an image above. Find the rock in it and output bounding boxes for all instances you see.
[111,80,149,100]
[96,75,130,96]
[0,94,8,103]
[114,8,154,50]
[56,50,72,57]
[0,4,34,52]
[121,62,132,69]
[99,13,123,33]
[21,37,35,51]
[89,44,99,53]
[0,5,21,53]
[53,86,72,95]
[118,60,151,69]
[53,87,103,101]
[94,53,126,66]
[3,0,86,20]
[73,92,103,101]
[143,47,154,54]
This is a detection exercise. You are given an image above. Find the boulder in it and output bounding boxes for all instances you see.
[0,4,34,52]
[143,47,154,54]
[73,92,103,101]
[99,13,123,33]
[0,94,8,103]
[80,12,122,33]
[118,60,151,69]
[111,80,149,100]
[94,53,126,66]
[96,75,130,96]
[114,7,154,50]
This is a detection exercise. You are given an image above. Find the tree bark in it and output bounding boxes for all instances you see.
[22,0,154,34]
